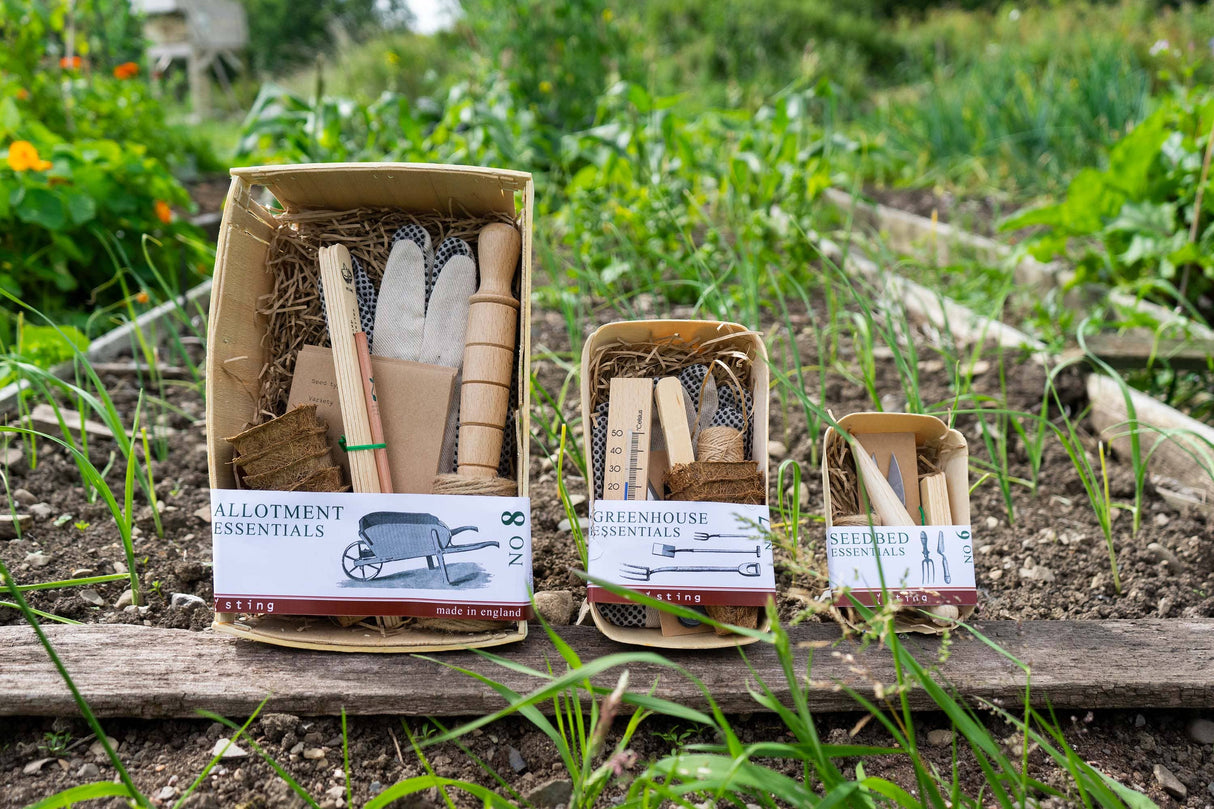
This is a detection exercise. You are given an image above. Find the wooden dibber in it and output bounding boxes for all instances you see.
[319,244,382,494]
[433,222,520,496]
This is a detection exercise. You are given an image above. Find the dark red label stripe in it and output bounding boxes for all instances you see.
[588,585,776,607]
[213,595,533,620]
[832,588,979,607]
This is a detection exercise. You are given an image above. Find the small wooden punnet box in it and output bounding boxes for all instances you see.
[822,412,976,634]
[580,320,772,649]
[206,163,533,653]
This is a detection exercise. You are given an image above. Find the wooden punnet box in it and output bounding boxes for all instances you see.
[822,412,976,634]
[580,320,773,648]
[206,163,533,653]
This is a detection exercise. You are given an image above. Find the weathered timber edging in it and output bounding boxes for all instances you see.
[823,188,1214,511]
[1088,375,1214,508]
[823,187,1214,342]
[0,621,1211,718]
[0,279,212,417]
[821,244,1050,364]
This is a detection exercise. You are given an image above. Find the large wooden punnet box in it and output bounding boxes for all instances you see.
[580,320,772,648]
[206,163,532,653]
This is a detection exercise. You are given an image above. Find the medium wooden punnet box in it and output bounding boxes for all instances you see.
[205,163,533,653]
[580,320,772,649]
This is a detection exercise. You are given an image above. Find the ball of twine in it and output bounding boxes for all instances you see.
[431,474,518,497]
[697,426,744,462]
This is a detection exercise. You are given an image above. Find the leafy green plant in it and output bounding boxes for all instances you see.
[235,73,543,172]
[460,0,629,139]
[1039,371,1123,594]
[874,38,1152,196]
[1003,86,1214,315]
[0,316,88,381]
[0,130,204,320]
[39,730,73,757]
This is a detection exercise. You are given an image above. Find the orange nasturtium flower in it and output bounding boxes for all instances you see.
[7,141,52,172]
[134,290,150,304]
[154,199,173,224]
[59,55,82,70]
[15,88,29,101]
[113,61,139,80]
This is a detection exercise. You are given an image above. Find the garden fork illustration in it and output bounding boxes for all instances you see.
[653,543,761,558]
[620,562,762,582]
[920,530,935,584]
[691,532,752,541]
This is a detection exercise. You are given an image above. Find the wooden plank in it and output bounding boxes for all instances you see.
[822,188,1214,342]
[1073,332,1214,372]
[0,622,1211,718]
[824,246,1051,364]
[1087,373,1214,507]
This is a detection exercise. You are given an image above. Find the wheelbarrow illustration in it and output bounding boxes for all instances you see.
[341,512,500,586]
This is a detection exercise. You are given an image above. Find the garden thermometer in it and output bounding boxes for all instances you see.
[603,377,652,501]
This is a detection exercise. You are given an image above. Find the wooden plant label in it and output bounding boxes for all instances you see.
[586,500,775,607]
[826,524,977,607]
[212,489,533,619]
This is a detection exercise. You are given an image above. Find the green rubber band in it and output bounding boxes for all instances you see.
[338,436,387,452]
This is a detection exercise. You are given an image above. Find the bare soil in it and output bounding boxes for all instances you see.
[1,301,1212,807]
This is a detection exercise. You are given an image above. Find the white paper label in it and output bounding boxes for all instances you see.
[212,490,532,619]
[826,524,977,606]
[587,500,775,606]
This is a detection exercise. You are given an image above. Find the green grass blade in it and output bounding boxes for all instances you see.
[16,573,128,591]
[366,775,519,809]
[24,782,136,808]
[0,601,80,624]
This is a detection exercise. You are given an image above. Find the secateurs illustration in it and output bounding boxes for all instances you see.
[937,531,951,584]
[620,562,762,582]
[652,543,761,558]
[920,530,934,584]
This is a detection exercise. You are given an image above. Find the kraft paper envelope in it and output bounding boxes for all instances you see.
[287,344,457,494]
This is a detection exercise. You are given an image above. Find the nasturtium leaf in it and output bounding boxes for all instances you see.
[15,186,66,231]
[62,189,96,225]
[0,97,20,139]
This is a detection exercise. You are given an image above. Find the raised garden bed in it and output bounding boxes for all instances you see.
[1,242,1212,804]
